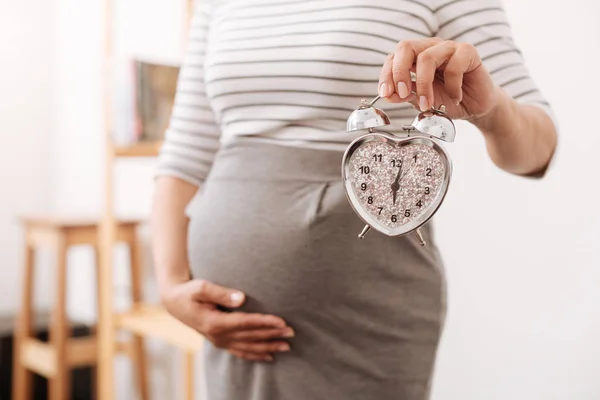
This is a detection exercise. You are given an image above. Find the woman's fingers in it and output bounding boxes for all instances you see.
[228,327,295,341]
[229,349,274,362]
[225,329,294,362]
[378,53,395,98]
[391,44,413,99]
[206,315,294,362]
[415,40,457,110]
[188,278,246,308]
[379,38,442,101]
[228,340,291,356]
[444,43,481,105]
[380,38,482,110]
[162,279,294,364]
[203,311,287,337]
[392,37,442,100]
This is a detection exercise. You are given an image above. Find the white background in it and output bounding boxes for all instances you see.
[1,0,599,399]
[432,2,600,399]
[0,2,56,316]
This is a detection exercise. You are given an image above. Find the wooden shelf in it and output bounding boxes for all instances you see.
[113,141,163,157]
[20,337,98,378]
[98,1,197,398]
[116,304,203,352]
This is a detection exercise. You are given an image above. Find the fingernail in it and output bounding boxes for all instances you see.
[379,82,390,97]
[283,329,295,338]
[278,344,290,352]
[230,291,244,305]
[397,82,409,98]
[419,96,429,111]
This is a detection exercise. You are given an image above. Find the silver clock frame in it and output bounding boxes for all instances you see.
[342,131,453,239]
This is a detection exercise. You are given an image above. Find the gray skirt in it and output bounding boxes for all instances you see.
[188,138,447,400]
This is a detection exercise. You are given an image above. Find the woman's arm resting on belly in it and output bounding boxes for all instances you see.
[151,176,294,362]
[151,176,197,293]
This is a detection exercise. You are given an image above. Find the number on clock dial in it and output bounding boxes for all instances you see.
[350,141,445,228]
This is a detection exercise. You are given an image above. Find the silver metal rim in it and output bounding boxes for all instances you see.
[341,132,453,237]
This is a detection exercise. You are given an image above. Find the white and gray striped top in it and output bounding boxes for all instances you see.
[156,0,552,186]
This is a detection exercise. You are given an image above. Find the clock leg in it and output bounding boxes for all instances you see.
[358,225,371,239]
[415,228,427,247]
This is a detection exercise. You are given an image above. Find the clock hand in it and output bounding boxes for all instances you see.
[394,160,402,184]
[391,159,403,205]
[400,155,417,182]
[394,155,416,201]
[400,163,415,181]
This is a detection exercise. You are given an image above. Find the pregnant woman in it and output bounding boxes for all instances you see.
[151,1,557,399]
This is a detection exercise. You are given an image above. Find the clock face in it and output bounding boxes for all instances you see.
[344,135,450,236]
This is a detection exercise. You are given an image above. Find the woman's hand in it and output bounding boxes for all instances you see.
[162,279,294,362]
[152,177,293,362]
[379,37,498,121]
[378,37,557,176]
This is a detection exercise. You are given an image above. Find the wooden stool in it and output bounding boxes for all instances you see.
[12,215,149,400]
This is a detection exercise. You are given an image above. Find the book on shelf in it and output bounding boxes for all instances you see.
[113,57,180,146]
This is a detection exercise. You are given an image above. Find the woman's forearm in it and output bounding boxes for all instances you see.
[471,86,558,177]
[151,176,199,299]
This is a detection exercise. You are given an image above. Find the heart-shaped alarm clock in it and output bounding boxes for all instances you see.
[342,87,456,246]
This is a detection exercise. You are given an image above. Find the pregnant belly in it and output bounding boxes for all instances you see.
[184,144,446,396]
[187,178,444,340]
[187,179,350,317]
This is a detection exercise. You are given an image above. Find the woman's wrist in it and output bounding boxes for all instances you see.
[466,85,508,135]
[464,84,556,176]
[157,267,191,301]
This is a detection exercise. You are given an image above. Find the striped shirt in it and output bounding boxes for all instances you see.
[156,0,552,186]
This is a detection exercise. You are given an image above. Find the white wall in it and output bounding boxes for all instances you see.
[431,1,600,399]
[0,2,56,316]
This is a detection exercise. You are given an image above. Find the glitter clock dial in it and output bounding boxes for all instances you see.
[343,88,456,243]
[342,133,452,237]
